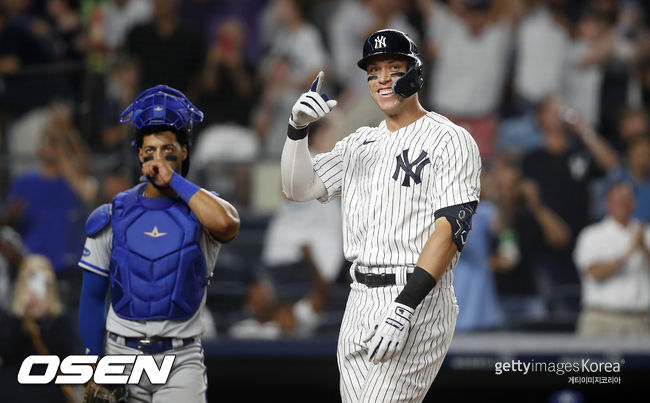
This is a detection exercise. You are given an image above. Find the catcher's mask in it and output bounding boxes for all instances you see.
[357,29,423,99]
[120,85,204,177]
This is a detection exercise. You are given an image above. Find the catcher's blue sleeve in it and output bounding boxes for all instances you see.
[79,270,109,355]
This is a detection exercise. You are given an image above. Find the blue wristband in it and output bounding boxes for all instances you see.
[170,172,201,204]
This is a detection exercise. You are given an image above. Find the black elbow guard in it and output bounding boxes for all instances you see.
[434,201,477,252]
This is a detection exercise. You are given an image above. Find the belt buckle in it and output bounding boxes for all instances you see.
[137,339,152,352]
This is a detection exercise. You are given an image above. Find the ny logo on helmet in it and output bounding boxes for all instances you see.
[374,36,387,49]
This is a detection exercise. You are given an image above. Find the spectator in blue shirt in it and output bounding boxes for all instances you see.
[2,106,97,308]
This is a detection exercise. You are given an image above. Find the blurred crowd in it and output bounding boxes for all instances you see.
[0,0,649,350]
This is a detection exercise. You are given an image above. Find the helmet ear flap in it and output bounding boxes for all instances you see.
[392,60,423,98]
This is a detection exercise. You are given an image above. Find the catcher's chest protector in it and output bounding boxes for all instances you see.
[109,183,206,321]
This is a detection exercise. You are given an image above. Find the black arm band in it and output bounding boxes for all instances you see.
[287,124,309,140]
[434,201,478,252]
[395,266,437,310]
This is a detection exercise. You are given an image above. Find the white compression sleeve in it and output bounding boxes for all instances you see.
[280,137,327,201]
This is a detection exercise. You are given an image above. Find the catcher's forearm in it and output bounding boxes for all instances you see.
[280,136,327,201]
[79,271,109,355]
[170,173,240,242]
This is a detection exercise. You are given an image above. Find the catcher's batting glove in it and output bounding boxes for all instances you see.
[363,301,414,364]
[288,71,337,132]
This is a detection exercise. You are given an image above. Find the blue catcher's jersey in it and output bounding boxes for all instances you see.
[109,183,207,321]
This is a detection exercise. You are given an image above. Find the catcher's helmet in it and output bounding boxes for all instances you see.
[120,85,203,177]
[357,29,423,98]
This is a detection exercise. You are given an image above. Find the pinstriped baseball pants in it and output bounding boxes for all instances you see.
[337,269,458,403]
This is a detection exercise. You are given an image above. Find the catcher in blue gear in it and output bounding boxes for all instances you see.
[78,85,240,402]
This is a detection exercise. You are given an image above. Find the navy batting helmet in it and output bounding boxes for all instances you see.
[357,29,423,98]
[120,85,203,177]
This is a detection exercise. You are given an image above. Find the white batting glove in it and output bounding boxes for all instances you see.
[363,302,414,364]
[289,71,337,129]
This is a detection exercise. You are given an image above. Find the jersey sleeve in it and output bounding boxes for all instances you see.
[312,136,348,203]
[78,225,113,277]
[199,226,222,277]
[431,128,481,212]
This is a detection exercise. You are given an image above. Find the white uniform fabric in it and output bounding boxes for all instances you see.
[339,278,458,402]
[573,217,650,312]
[79,223,221,339]
[311,111,481,402]
[105,337,207,403]
[313,112,481,273]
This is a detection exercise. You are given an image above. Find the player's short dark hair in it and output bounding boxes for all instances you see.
[134,125,191,149]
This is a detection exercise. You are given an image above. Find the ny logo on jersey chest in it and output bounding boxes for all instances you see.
[392,149,430,187]
[374,35,386,48]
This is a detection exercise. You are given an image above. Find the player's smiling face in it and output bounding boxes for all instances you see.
[366,55,409,114]
[139,131,187,174]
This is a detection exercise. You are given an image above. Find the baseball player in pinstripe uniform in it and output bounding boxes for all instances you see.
[281,29,481,402]
[77,85,240,402]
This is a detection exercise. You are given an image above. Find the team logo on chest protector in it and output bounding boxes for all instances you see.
[392,149,430,187]
[144,226,166,238]
[109,185,206,321]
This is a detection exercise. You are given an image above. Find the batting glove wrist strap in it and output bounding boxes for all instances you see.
[170,172,201,204]
[288,71,337,132]
[287,124,310,140]
[363,301,414,364]
[395,266,437,309]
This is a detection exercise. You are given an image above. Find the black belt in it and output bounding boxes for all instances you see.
[354,269,412,288]
[108,332,196,354]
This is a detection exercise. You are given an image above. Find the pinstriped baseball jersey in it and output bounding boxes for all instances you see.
[311,111,480,403]
[312,111,481,281]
